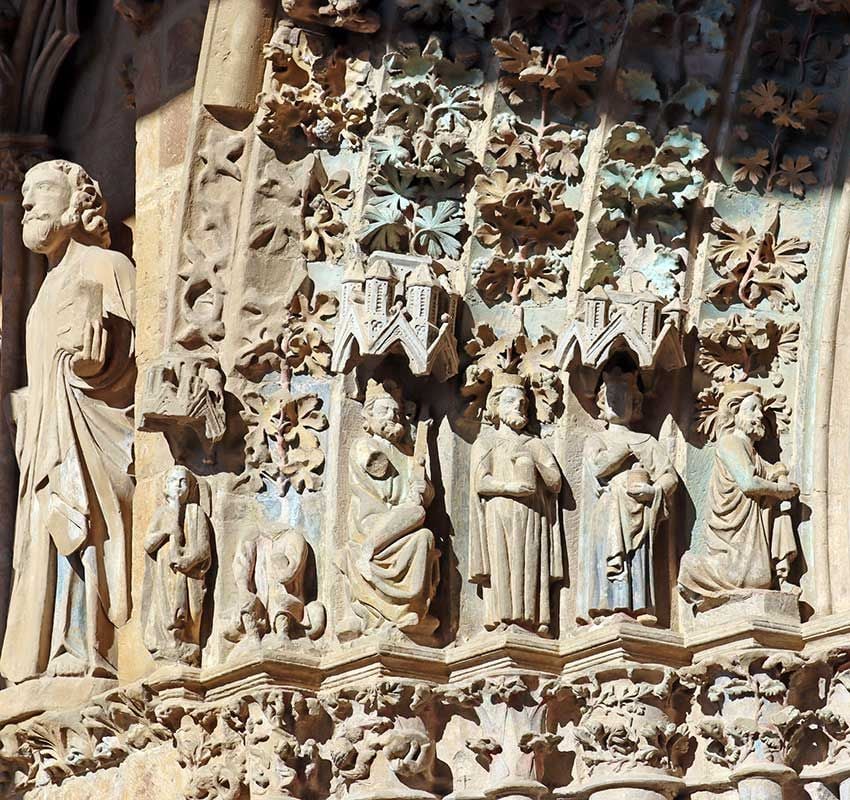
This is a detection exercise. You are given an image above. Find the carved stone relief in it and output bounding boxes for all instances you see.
[679,383,800,614]
[142,467,212,667]
[6,0,850,798]
[469,372,563,637]
[338,379,440,639]
[577,364,678,626]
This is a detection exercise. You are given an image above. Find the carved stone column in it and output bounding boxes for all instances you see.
[559,666,686,800]
[683,653,803,800]
[442,676,559,800]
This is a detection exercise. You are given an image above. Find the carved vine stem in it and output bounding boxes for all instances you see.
[764,9,817,191]
[274,330,294,495]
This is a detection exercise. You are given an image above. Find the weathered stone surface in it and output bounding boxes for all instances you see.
[5,0,850,798]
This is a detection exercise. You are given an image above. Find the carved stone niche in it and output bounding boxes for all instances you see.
[332,251,462,382]
[555,273,686,391]
[139,353,226,463]
[557,666,686,800]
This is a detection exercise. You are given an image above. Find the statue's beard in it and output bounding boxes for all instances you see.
[501,411,528,431]
[371,418,405,443]
[22,216,71,255]
[740,417,765,440]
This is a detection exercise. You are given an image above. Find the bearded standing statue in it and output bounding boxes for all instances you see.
[1,160,135,683]
[339,379,440,638]
[469,373,563,636]
[576,366,678,626]
[678,383,799,611]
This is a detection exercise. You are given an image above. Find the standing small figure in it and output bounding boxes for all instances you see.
[678,383,799,611]
[469,373,563,636]
[576,365,678,626]
[142,466,212,666]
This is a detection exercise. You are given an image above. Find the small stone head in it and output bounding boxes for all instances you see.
[597,365,643,427]
[718,383,765,441]
[164,465,197,506]
[363,379,406,444]
[487,373,529,432]
[21,160,110,258]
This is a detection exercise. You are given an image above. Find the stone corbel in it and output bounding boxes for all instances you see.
[139,353,227,464]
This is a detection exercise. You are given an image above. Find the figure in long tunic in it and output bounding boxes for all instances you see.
[470,373,563,636]
[678,383,799,611]
[142,466,212,666]
[1,161,135,683]
[576,366,678,626]
[340,379,440,637]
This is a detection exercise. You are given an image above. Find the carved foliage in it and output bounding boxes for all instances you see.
[462,323,561,422]
[564,668,687,780]
[359,37,484,261]
[257,24,375,150]
[732,0,848,198]
[706,213,809,311]
[682,653,805,771]
[695,314,799,439]
[587,123,708,287]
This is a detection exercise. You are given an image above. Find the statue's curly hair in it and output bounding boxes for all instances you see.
[716,385,762,437]
[26,159,110,248]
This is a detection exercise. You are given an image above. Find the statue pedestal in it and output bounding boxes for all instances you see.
[563,617,688,675]
[681,589,802,659]
[0,676,117,726]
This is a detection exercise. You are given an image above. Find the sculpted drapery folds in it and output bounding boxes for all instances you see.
[470,373,563,636]
[678,383,799,611]
[339,378,440,638]
[577,365,678,626]
[1,160,135,683]
[142,466,211,667]
[226,524,327,656]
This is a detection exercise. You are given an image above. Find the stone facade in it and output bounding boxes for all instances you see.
[4,1,850,799]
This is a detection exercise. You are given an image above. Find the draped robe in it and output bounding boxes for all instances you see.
[345,434,440,634]
[142,500,211,665]
[0,240,135,683]
[678,433,797,610]
[577,429,677,623]
[470,429,563,633]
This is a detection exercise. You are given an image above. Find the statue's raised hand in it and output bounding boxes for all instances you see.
[72,319,108,378]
